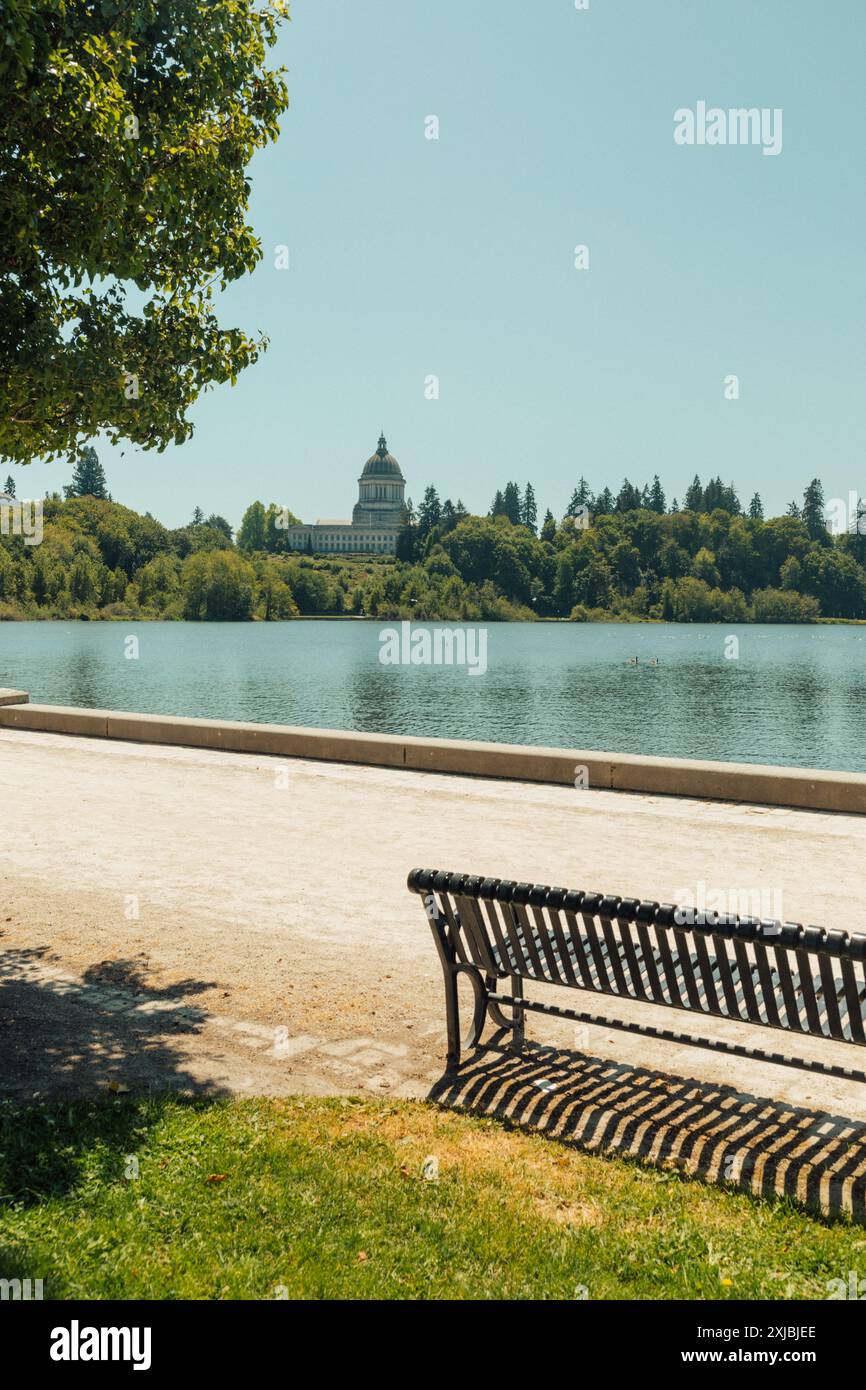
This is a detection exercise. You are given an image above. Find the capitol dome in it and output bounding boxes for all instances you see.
[361,433,405,479]
[353,432,406,527]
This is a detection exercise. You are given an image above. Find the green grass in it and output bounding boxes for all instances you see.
[0,1095,863,1300]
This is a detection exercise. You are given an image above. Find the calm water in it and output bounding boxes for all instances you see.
[1,620,865,771]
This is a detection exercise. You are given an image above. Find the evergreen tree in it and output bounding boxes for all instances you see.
[615,479,641,512]
[701,477,740,515]
[503,481,522,525]
[418,485,442,536]
[3,475,14,498]
[540,509,557,543]
[64,446,109,500]
[594,487,615,516]
[206,514,233,541]
[566,478,593,515]
[453,499,469,520]
[748,492,764,520]
[489,489,506,517]
[648,475,666,514]
[670,497,679,513]
[801,478,826,540]
[192,506,205,525]
[684,474,703,511]
[521,482,537,533]
[786,500,802,519]
[395,501,418,562]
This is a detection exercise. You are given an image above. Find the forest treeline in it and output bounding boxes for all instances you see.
[1,459,865,622]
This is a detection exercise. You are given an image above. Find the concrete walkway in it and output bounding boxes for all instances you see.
[2,723,866,1205]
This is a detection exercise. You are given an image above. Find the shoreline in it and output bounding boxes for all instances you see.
[2,687,865,814]
[2,612,865,625]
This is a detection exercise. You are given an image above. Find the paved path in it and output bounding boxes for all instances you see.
[2,726,866,1138]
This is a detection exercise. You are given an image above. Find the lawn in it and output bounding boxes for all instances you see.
[0,1094,862,1300]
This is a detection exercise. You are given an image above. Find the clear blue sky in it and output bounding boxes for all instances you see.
[10,0,866,528]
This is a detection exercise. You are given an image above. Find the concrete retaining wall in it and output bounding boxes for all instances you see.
[0,688,864,813]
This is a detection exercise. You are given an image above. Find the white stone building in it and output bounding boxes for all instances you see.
[286,434,406,555]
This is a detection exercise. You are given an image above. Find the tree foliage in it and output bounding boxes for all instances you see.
[0,0,290,465]
[3,475,865,624]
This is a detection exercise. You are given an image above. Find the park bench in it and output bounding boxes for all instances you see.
[407,869,866,1082]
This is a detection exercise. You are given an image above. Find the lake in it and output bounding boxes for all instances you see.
[1,620,865,772]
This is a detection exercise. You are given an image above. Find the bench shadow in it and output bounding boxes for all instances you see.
[429,1036,866,1221]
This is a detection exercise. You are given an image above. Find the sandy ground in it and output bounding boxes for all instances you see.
[3,724,866,1209]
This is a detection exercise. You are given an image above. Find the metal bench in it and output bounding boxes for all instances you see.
[407,869,866,1083]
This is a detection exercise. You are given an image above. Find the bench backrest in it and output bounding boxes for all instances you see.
[408,869,866,1046]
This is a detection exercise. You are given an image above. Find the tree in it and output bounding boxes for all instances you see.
[395,501,418,562]
[3,475,14,497]
[684,475,703,511]
[418,485,441,537]
[801,547,866,618]
[489,490,506,517]
[566,479,593,515]
[748,492,764,520]
[801,478,827,541]
[0,1,290,467]
[751,588,820,623]
[779,555,802,591]
[521,483,537,533]
[648,475,666,514]
[786,500,802,519]
[206,514,233,543]
[615,479,641,513]
[181,550,256,621]
[594,487,615,516]
[192,507,205,526]
[237,500,267,553]
[503,481,522,525]
[692,546,721,587]
[63,446,108,499]
[540,509,557,543]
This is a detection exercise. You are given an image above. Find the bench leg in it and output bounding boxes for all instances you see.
[511,975,525,1055]
[439,964,489,1069]
[442,966,462,1070]
[488,975,526,1055]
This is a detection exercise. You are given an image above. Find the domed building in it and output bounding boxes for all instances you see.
[286,433,407,555]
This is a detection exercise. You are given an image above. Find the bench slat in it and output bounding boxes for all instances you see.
[418,877,866,1070]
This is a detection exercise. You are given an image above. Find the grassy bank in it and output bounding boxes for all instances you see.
[0,1094,859,1300]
